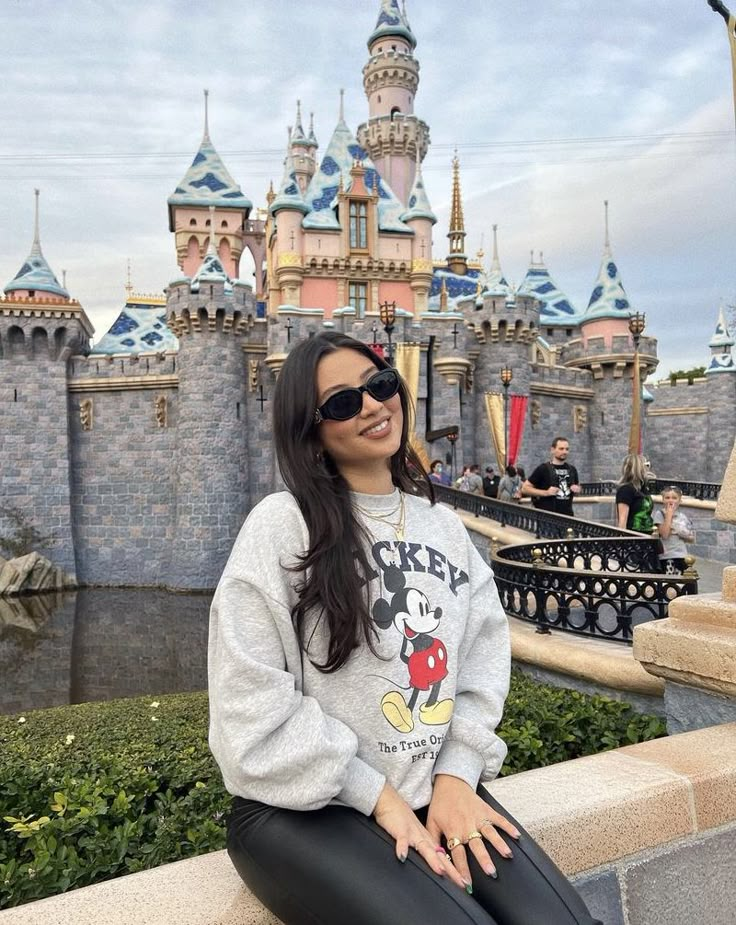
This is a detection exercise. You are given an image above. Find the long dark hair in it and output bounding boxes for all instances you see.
[273,331,433,672]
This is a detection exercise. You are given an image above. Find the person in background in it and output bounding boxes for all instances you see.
[429,459,446,485]
[467,464,484,495]
[483,467,500,498]
[653,486,695,573]
[515,465,526,484]
[522,438,580,516]
[615,453,654,534]
[455,465,471,491]
[497,465,521,503]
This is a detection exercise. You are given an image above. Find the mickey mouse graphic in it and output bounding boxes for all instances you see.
[372,565,454,734]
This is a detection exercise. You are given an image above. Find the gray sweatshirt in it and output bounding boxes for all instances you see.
[208,489,510,817]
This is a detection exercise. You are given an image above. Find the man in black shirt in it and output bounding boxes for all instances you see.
[483,466,500,498]
[522,437,581,516]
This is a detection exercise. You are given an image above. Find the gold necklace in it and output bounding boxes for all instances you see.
[354,492,406,541]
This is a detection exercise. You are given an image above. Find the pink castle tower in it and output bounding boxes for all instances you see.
[357,0,430,206]
[167,91,252,280]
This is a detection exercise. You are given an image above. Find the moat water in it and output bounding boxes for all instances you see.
[0,588,212,715]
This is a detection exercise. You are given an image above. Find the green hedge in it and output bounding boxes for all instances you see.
[0,672,665,908]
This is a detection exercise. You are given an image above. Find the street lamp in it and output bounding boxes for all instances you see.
[706,1,736,126]
[446,429,459,484]
[500,366,513,468]
[628,312,646,455]
[379,300,397,365]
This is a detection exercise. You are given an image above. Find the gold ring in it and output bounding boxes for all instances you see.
[446,837,463,851]
[466,830,483,842]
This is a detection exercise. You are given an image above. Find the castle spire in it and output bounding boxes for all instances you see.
[31,187,42,255]
[447,152,467,275]
[3,189,70,300]
[604,199,611,253]
[291,100,307,143]
[484,224,510,297]
[339,88,345,124]
[203,89,210,141]
[706,300,736,374]
[307,111,318,149]
[491,224,500,271]
[368,0,416,50]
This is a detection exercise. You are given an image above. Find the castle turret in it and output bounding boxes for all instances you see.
[356,0,430,205]
[401,160,435,313]
[1,190,93,577]
[165,207,255,588]
[446,154,467,276]
[706,303,736,375]
[289,101,318,194]
[559,202,658,479]
[485,225,512,298]
[269,128,310,309]
[167,90,252,279]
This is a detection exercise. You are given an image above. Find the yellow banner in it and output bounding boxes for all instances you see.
[394,344,430,471]
[484,392,505,473]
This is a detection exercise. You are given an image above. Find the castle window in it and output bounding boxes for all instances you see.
[349,201,368,250]
[566,329,573,337]
[349,281,368,317]
[189,218,197,226]
[390,106,401,120]
[546,328,554,338]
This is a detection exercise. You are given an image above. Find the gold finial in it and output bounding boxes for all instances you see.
[476,231,485,262]
[266,180,275,205]
[125,258,133,297]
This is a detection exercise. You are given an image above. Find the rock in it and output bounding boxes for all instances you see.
[0,551,77,597]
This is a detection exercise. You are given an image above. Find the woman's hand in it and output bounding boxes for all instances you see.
[426,774,520,890]
[372,782,466,890]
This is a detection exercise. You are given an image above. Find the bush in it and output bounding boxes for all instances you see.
[0,674,666,908]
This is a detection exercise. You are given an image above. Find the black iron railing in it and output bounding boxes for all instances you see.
[491,539,699,643]
[578,479,721,502]
[433,484,633,539]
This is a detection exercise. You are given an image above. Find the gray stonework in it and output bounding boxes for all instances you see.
[2,276,735,590]
[567,823,736,925]
[663,680,736,734]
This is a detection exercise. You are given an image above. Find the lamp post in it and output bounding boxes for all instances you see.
[707,1,736,126]
[628,312,646,455]
[500,366,513,468]
[371,320,380,351]
[446,429,459,484]
[379,300,397,365]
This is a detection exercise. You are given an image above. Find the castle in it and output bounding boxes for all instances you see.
[1,0,734,589]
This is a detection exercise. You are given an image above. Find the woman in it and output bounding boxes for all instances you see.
[616,453,654,533]
[209,332,599,925]
[497,465,521,503]
[429,458,446,485]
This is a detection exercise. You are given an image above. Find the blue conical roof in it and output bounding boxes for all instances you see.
[92,296,178,354]
[517,257,578,321]
[369,0,416,49]
[401,162,436,224]
[583,244,633,323]
[4,239,69,299]
[307,112,318,149]
[706,304,736,375]
[190,242,232,294]
[709,304,735,349]
[302,119,411,234]
[4,192,69,299]
[291,101,308,145]
[482,225,511,297]
[168,130,251,213]
[271,131,309,216]
[427,267,481,311]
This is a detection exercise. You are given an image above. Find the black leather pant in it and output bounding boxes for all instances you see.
[227,788,602,925]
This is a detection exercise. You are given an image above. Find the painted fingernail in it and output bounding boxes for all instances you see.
[398,851,407,863]
[464,883,473,895]
[483,864,497,878]
[503,847,514,859]
[511,829,521,840]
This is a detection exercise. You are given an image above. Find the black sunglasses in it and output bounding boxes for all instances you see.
[314,368,401,423]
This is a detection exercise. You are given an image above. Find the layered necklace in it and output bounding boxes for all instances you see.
[353,491,406,542]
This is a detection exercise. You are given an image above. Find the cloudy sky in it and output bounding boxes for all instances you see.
[1,0,733,377]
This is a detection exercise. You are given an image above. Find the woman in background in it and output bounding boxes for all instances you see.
[616,453,654,534]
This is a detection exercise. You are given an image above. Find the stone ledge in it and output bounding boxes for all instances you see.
[2,724,734,925]
[510,619,663,698]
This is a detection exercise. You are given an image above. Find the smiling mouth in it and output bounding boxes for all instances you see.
[404,624,416,638]
[361,418,390,436]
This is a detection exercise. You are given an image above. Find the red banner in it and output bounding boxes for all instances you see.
[508,395,528,466]
[368,343,385,359]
